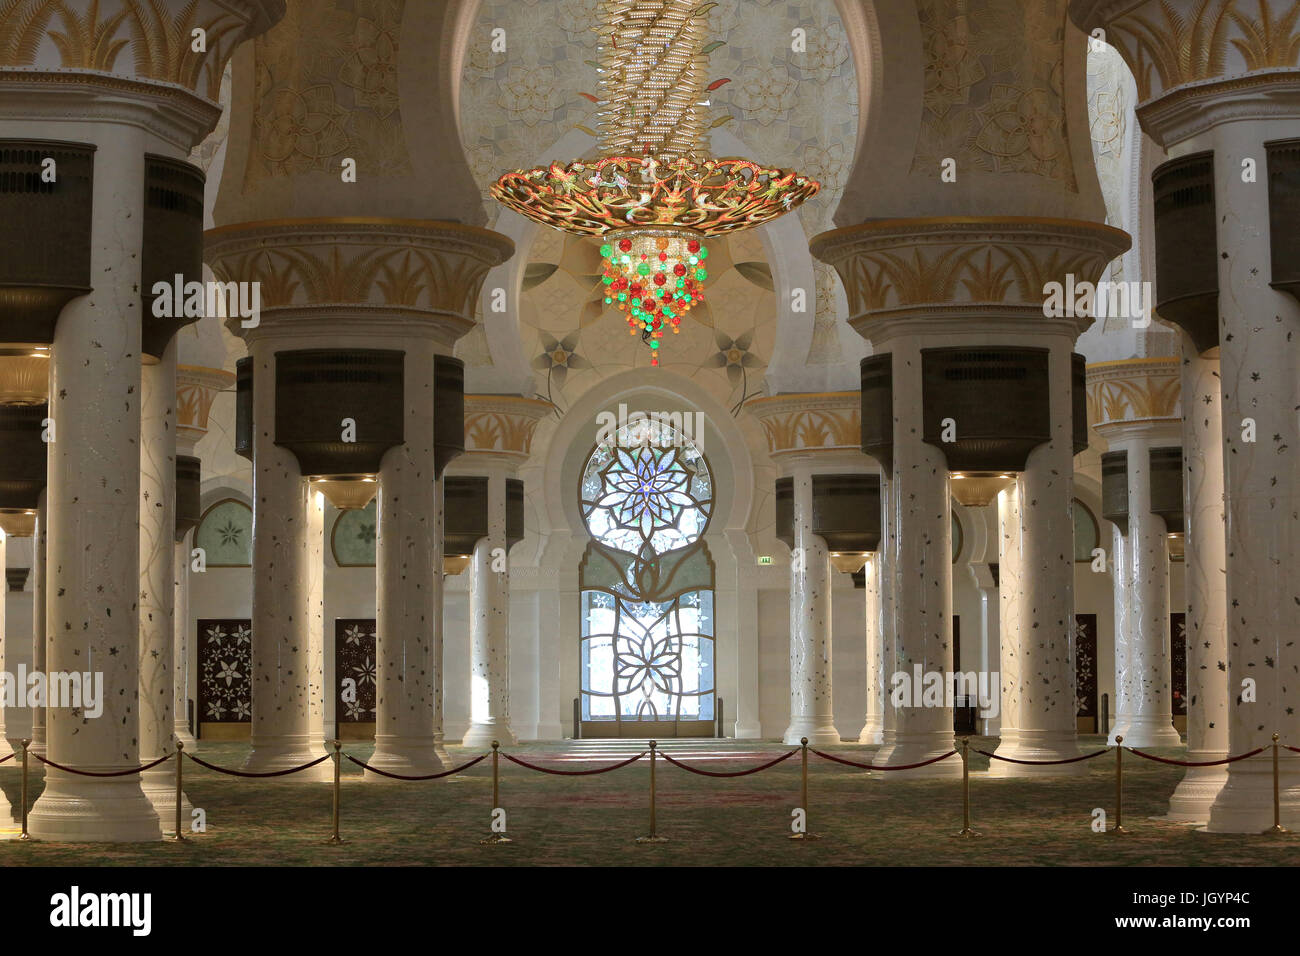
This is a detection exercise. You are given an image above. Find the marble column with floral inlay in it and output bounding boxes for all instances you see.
[1168,343,1230,820]
[463,467,516,748]
[783,459,838,746]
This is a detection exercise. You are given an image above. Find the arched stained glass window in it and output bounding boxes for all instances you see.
[578,417,715,736]
[1073,498,1100,562]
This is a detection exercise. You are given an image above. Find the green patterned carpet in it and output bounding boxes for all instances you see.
[1,737,1294,866]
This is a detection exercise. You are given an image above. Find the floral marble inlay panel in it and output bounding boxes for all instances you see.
[198,620,252,723]
[336,619,377,722]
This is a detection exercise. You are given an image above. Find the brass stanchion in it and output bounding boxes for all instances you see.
[481,741,512,844]
[1265,733,1289,835]
[1112,735,1127,834]
[955,736,980,837]
[173,741,187,842]
[19,739,30,841]
[791,737,818,840]
[325,740,344,845]
[636,740,667,843]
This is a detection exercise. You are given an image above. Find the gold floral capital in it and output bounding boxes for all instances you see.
[745,391,861,461]
[463,395,553,460]
[0,0,283,101]
[177,364,235,447]
[1071,0,1300,142]
[810,217,1131,338]
[1086,356,1182,428]
[205,217,514,342]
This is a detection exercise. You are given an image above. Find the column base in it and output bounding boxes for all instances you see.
[782,716,840,747]
[1206,759,1300,833]
[29,726,47,757]
[872,729,963,778]
[1166,760,1229,823]
[173,721,198,752]
[461,721,516,749]
[532,722,564,742]
[733,721,762,740]
[0,788,13,828]
[244,734,332,782]
[857,716,883,746]
[140,766,193,833]
[27,769,162,842]
[365,734,444,780]
[988,729,1090,777]
[434,732,451,769]
[1110,716,1182,748]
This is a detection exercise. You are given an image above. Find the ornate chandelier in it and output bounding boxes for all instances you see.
[491,0,819,366]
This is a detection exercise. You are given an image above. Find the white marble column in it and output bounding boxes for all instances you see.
[244,347,328,780]
[858,552,884,745]
[874,349,958,775]
[370,342,443,776]
[28,131,161,841]
[31,490,46,757]
[783,461,838,745]
[171,530,197,750]
[0,530,10,761]
[306,489,326,752]
[974,567,1000,737]
[992,348,1082,771]
[138,339,190,825]
[1207,120,1300,831]
[463,469,515,748]
[1107,518,1129,743]
[994,484,1024,759]
[1168,345,1229,820]
[432,475,449,764]
[1107,428,1183,747]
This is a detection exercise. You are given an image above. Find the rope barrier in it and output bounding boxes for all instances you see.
[184,752,332,777]
[975,747,1109,765]
[809,748,958,771]
[658,748,797,777]
[343,752,488,780]
[32,752,173,777]
[1126,746,1265,767]
[3,735,1296,845]
[500,750,647,775]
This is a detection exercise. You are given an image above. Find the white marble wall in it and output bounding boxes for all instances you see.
[859,552,884,744]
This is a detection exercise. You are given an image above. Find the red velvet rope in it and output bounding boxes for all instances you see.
[501,750,647,775]
[658,749,797,777]
[1125,746,1265,767]
[343,752,488,780]
[975,747,1109,765]
[0,753,13,764]
[1285,745,1300,754]
[185,752,332,777]
[33,752,173,777]
[810,748,958,771]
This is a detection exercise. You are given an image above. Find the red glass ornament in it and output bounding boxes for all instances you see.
[618,238,632,252]
[687,239,701,253]
[642,297,657,311]
[653,273,666,286]
[673,263,687,276]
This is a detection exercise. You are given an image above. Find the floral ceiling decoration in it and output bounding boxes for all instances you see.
[489,0,819,366]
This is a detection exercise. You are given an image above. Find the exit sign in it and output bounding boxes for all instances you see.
[757,556,773,565]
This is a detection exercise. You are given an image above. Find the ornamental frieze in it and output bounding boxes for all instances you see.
[1085,356,1182,427]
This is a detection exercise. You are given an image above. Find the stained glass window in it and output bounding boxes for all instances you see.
[579,418,715,730]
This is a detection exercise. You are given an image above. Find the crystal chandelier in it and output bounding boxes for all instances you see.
[491,0,820,366]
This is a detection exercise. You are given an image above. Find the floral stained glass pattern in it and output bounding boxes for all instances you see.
[195,499,253,567]
[198,620,253,723]
[336,619,377,722]
[579,419,715,728]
